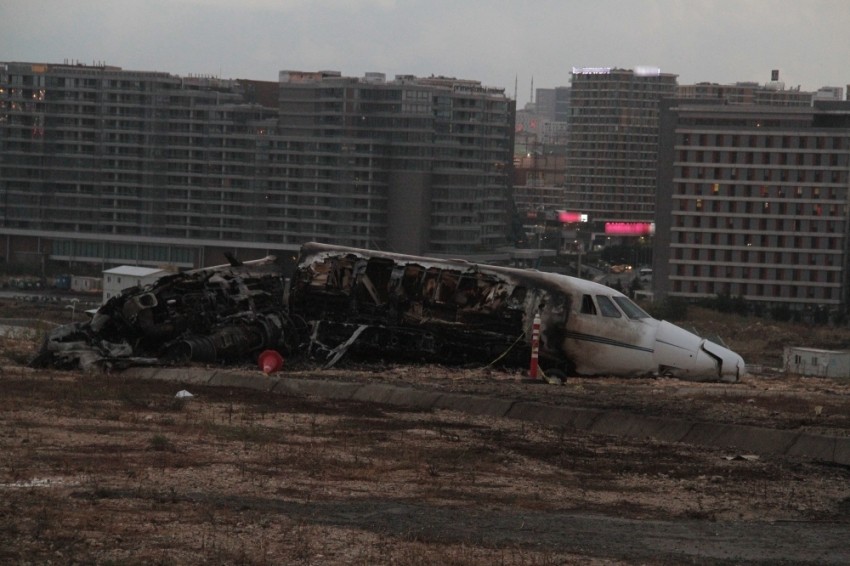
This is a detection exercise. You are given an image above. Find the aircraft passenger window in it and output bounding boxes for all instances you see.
[596,295,622,318]
[612,296,650,319]
[580,294,597,315]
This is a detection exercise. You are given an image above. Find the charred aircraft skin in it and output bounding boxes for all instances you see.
[291,243,746,382]
[31,256,302,371]
[31,243,745,383]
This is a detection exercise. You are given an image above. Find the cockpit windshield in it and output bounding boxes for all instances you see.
[612,296,650,319]
[596,295,621,318]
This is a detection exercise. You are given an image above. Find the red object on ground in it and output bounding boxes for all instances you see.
[258,350,284,374]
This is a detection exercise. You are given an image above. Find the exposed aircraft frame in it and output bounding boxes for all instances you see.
[30,256,302,371]
[31,243,745,383]
[290,243,745,382]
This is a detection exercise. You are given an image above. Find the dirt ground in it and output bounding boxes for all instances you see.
[2,299,850,564]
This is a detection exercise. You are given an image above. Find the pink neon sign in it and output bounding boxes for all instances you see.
[557,211,588,223]
[604,222,655,236]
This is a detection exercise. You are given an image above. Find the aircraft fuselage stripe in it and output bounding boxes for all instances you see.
[563,330,654,353]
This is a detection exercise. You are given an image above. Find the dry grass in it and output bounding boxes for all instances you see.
[2,369,850,564]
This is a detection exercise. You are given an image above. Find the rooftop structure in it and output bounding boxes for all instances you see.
[677,83,813,107]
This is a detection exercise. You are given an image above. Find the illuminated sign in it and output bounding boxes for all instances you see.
[605,222,655,236]
[571,67,612,75]
[557,211,588,223]
[634,66,661,77]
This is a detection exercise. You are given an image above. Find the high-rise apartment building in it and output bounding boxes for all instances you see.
[563,67,678,227]
[532,86,571,124]
[534,88,556,120]
[655,100,850,315]
[0,62,515,270]
[275,71,514,255]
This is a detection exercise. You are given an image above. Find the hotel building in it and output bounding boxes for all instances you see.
[655,100,850,315]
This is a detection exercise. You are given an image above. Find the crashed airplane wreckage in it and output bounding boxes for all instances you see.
[290,243,745,382]
[30,255,302,371]
[31,242,745,382]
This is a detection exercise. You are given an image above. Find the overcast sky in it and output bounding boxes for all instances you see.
[1,0,847,106]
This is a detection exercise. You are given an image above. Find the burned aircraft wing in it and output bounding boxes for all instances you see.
[290,243,746,382]
[31,256,301,371]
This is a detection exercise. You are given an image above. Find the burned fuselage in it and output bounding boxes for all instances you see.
[290,243,746,382]
[31,256,301,371]
[31,243,745,382]
[289,244,543,368]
